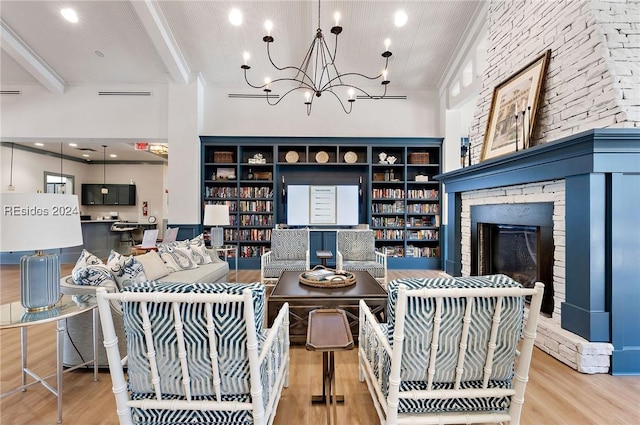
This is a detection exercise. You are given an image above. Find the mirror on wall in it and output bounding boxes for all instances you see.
[44,172,74,194]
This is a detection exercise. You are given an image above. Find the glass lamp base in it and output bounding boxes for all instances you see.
[20,252,61,312]
[211,227,224,248]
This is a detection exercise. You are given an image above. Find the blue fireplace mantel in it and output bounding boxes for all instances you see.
[435,128,640,375]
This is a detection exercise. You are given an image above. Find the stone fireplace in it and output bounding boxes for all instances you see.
[436,129,640,375]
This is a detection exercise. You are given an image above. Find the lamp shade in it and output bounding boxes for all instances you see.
[203,204,230,227]
[1,193,83,252]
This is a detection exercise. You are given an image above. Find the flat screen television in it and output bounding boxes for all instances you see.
[286,185,359,226]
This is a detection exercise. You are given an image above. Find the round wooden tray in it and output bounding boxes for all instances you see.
[299,266,356,288]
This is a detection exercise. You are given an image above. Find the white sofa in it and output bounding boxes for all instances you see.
[60,249,230,368]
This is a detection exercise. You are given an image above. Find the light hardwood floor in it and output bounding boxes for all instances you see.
[1,265,639,424]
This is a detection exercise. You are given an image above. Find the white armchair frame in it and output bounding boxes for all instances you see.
[96,286,290,425]
[260,229,310,286]
[336,229,387,285]
[358,282,544,425]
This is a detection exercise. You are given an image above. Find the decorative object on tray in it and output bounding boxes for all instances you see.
[285,150,299,163]
[344,151,358,163]
[215,168,236,180]
[315,151,329,163]
[387,155,397,164]
[482,49,551,161]
[378,152,387,164]
[299,265,356,288]
[248,153,267,164]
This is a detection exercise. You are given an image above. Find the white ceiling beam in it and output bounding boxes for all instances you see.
[1,20,65,94]
[131,0,190,85]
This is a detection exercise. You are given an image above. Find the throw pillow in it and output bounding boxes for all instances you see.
[135,251,170,280]
[71,249,117,290]
[188,234,213,265]
[106,250,147,290]
[157,241,198,272]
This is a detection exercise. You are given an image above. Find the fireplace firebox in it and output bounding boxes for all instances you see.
[471,203,554,316]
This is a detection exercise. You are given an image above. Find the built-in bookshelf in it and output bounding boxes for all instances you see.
[371,146,441,266]
[200,137,442,269]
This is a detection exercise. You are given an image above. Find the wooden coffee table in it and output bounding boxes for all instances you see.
[268,270,387,344]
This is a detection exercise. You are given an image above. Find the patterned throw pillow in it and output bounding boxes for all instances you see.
[157,241,198,272]
[134,251,170,280]
[106,250,147,290]
[188,234,213,265]
[71,249,117,291]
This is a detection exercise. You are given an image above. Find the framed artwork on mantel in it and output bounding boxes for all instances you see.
[481,50,551,162]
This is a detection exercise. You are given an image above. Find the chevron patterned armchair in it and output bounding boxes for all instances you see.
[336,229,387,285]
[96,281,289,425]
[358,275,544,425]
[261,229,310,286]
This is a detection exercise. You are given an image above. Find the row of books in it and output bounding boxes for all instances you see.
[204,187,238,198]
[239,187,273,198]
[238,200,273,212]
[239,214,274,226]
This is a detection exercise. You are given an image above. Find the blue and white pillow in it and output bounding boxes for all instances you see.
[188,234,213,265]
[71,249,117,291]
[157,241,198,272]
[106,250,147,290]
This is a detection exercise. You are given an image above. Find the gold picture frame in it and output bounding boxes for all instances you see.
[481,50,551,162]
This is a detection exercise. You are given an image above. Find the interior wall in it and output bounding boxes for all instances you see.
[0,144,165,223]
[202,86,441,137]
[0,144,90,194]
[0,83,168,139]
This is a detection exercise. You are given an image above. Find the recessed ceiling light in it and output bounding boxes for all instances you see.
[94,49,105,58]
[68,143,78,147]
[229,9,242,26]
[35,142,44,147]
[82,154,90,157]
[60,8,79,23]
[394,10,408,27]
[110,154,117,158]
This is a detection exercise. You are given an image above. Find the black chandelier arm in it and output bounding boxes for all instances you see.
[244,68,316,92]
[268,86,318,107]
[319,70,386,93]
[262,42,316,91]
[324,89,353,114]
[318,36,343,87]
[326,82,389,100]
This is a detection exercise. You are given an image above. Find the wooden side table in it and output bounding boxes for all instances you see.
[306,309,354,425]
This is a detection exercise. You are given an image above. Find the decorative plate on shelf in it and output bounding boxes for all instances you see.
[344,151,358,163]
[285,150,299,163]
[315,151,329,163]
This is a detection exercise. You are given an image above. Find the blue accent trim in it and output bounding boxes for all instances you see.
[436,128,640,374]
[609,173,640,375]
[169,224,201,241]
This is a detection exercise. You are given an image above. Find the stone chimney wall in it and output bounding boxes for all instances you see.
[470,0,640,162]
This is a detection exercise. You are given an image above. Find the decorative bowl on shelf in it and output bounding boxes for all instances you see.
[344,151,358,163]
[285,150,299,163]
[315,151,329,163]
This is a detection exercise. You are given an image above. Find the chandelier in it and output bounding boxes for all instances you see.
[241,0,393,115]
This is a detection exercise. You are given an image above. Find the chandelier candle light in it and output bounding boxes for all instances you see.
[241,0,394,115]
